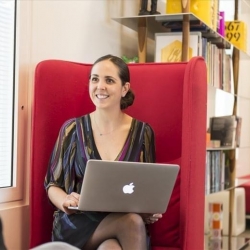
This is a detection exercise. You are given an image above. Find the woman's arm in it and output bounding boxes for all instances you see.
[143,123,156,163]
[140,124,162,222]
[44,119,79,214]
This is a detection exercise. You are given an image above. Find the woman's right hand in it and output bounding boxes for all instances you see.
[48,186,80,214]
[62,192,80,214]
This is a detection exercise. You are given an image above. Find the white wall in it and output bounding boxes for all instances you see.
[29,0,167,65]
[30,0,135,64]
[30,0,165,65]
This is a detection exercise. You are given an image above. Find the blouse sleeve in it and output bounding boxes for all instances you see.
[142,123,156,163]
[44,118,77,193]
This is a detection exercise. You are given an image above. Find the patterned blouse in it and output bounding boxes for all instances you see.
[45,114,156,195]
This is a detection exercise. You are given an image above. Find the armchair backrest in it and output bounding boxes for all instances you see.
[30,57,207,250]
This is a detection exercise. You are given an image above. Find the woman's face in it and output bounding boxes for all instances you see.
[89,60,129,110]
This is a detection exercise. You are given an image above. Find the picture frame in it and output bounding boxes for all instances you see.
[154,32,202,62]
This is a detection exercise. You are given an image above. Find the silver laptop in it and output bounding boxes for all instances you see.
[69,160,179,214]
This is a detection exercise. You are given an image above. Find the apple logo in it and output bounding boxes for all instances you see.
[123,182,135,194]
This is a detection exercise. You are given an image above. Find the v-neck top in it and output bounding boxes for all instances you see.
[84,114,134,161]
[45,114,156,195]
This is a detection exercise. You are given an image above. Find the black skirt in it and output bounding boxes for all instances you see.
[52,210,110,249]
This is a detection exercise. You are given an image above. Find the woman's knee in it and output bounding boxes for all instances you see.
[97,239,122,250]
[121,213,145,231]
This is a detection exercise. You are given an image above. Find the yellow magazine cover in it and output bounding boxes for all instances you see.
[166,0,216,29]
[160,40,193,62]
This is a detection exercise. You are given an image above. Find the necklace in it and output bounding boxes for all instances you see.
[93,113,123,136]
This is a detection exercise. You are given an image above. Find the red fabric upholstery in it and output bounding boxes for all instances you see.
[30,57,207,249]
[244,182,250,214]
[239,175,250,214]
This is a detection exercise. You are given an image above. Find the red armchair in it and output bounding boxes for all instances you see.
[30,57,207,249]
[239,175,250,216]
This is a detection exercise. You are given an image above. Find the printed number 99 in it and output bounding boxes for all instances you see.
[226,32,241,42]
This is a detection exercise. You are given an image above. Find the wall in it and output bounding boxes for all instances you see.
[30,0,165,65]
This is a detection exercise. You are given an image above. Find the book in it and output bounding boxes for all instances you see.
[235,116,242,147]
[162,20,209,32]
[218,11,225,37]
[205,150,226,193]
[211,0,219,31]
[209,115,237,147]
[222,52,233,93]
[154,32,202,62]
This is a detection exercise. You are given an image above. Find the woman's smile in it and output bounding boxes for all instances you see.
[96,94,109,99]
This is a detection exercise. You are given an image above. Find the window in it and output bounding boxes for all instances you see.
[0,0,16,189]
[0,0,23,203]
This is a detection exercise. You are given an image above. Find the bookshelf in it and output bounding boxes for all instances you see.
[112,13,250,63]
[113,3,250,249]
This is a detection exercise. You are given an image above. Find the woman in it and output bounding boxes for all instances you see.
[44,55,162,250]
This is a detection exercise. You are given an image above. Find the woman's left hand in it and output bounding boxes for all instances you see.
[141,213,162,224]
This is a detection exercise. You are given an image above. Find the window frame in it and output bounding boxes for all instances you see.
[0,0,28,204]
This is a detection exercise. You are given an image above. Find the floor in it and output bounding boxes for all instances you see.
[205,219,250,250]
[240,219,250,237]
[239,219,250,250]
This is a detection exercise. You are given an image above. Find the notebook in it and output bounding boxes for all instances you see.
[68,159,180,214]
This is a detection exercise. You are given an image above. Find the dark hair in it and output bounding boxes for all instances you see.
[91,54,135,110]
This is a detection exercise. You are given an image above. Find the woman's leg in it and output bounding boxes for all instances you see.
[97,239,122,250]
[84,213,147,250]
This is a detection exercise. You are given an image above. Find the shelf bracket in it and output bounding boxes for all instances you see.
[181,0,190,62]
[137,17,147,63]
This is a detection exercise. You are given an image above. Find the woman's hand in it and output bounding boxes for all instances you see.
[62,192,80,214]
[140,213,163,224]
[48,186,80,214]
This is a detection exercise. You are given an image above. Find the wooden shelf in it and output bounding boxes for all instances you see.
[112,14,166,40]
[206,178,250,195]
[207,147,236,151]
